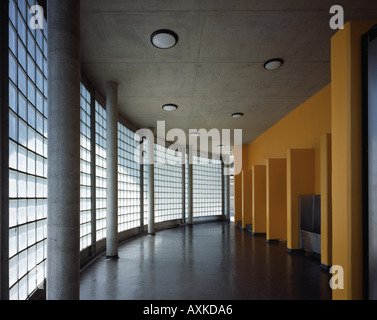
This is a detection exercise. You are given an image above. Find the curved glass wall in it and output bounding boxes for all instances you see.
[193,156,223,218]
[6,1,225,300]
[118,123,141,232]
[95,101,107,242]
[154,144,183,223]
[8,0,48,300]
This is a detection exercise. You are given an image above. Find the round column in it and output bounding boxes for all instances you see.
[47,0,81,300]
[106,82,119,259]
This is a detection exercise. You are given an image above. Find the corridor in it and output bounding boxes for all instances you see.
[80,222,332,300]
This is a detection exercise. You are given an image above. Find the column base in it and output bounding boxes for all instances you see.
[105,255,119,260]
[286,248,306,255]
[266,239,280,244]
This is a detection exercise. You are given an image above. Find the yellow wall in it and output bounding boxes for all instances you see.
[252,165,266,234]
[234,146,248,226]
[331,21,376,300]
[243,85,331,246]
[246,84,331,197]
[266,158,287,241]
[287,149,315,250]
[320,134,332,268]
[242,170,252,229]
[232,19,377,301]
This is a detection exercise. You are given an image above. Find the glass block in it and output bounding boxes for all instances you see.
[18,65,27,96]
[9,170,18,198]
[18,39,27,70]
[36,155,43,176]
[28,103,36,128]
[9,255,18,288]
[18,199,27,225]
[18,275,28,301]
[18,227,28,256]
[9,0,17,26]
[27,199,36,222]
[9,140,18,170]
[27,268,36,296]
[9,228,18,258]
[27,244,36,271]
[27,175,35,198]
[28,79,35,106]
[27,150,35,175]
[9,23,17,55]
[28,31,35,59]
[18,145,27,172]
[36,68,43,93]
[9,53,17,84]
[36,111,43,134]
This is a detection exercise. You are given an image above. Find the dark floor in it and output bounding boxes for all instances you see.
[80,221,332,300]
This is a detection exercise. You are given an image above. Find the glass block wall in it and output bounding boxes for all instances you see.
[5,0,225,301]
[8,0,48,300]
[79,83,92,251]
[95,101,107,242]
[193,156,223,218]
[154,144,183,223]
[118,123,141,232]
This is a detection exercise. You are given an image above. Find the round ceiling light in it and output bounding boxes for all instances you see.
[162,104,178,112]
[151,29,179,49]
[232,113,244,119]
[264,58,284,70]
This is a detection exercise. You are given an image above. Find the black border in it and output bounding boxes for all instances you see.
[361,24,377,301]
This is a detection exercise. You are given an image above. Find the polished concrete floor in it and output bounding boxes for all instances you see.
[80,222,332,300]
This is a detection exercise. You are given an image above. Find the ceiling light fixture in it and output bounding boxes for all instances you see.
[162,104,178,112]
[217,145,226,149]
[232,113,244,119]
[151,29,179,49]
[189,132,201,137]
[264,58,284,70]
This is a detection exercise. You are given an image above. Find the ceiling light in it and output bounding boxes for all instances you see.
[232,113,244,118]
[189,132,201,137]
[264,58,284,70]
[217,145,226,149]
[162,104,178,112]
[151,29,178,49]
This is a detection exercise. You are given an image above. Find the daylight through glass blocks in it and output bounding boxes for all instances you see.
[8,0,48,300]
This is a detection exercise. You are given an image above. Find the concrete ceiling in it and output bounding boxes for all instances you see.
[80,0,377,153]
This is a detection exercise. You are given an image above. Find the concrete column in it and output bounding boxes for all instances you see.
[147,135,155,235]
[225,167,230,221]
[0,0,9,300]
[140,147,144,232]
[187,147,194,225]
[47,0,81,300]
[181,147,186,223]
[106,82,119,259]
[222,160,225,219]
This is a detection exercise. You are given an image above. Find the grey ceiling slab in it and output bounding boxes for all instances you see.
[199,11,333,63]
[81,0,206,12]
[81,11,204,63]
[80,0,377,148]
